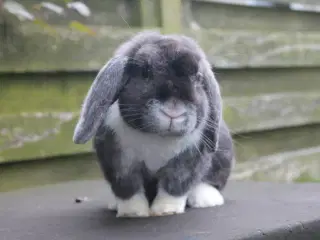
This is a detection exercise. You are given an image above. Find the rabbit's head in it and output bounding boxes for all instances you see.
[73,31,222,148]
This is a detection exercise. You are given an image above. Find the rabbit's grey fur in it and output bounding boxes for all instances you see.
[73,31,235,217]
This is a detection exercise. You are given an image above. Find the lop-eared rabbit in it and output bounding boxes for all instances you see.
[73,31,234,218]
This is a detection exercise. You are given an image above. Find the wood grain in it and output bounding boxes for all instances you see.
[186,0,320,31]
[3,0,142,27]
[232,146,320,182]
[2,124,320,192]
[2,25,320,73]
[1,73,320,163]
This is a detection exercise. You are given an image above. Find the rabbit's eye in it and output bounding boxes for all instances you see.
[126,61,141,77]
[142,64,152,79]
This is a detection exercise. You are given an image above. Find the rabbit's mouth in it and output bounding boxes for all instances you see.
[152,107,190,136]
[118,96,209,137]
[141,99,206,137]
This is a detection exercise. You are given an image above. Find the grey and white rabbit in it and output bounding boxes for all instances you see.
[73,31,235,218]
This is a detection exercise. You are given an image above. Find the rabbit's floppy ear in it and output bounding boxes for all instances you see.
[73,55,128,144]
[201,60,223,151]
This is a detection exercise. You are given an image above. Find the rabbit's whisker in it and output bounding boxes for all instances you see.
[191,139,202,157]
[135,122,155,132]
[126,117,143,124]
[205,119,219,128]
[117,103,141,106]
[200,133,214,149]
[121,114,142,119]
[120,108,142,112]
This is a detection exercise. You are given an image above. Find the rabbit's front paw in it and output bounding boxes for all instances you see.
[150,189,187,216]
[187,183,224,208]
[116,193,150,218]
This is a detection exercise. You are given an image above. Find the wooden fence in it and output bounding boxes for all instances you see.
[1,0,320,191]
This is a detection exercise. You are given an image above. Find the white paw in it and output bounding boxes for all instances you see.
[116,193,150,218]
[187,183,224,208]
[150,189,187,216]
[104,182,117,211]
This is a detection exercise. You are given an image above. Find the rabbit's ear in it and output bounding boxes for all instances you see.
[201,60,223,151]
[73,56,128,144]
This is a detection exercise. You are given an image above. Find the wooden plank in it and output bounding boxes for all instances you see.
[1,72,320,163]
[232,146,320,182]
[0,73,92,163]
[160,0,182,33]
[1,148,319,193]
[258,0,320,5]
[232,124,320,163]
[5,0,319,29]
[3,0,141,27]
[139,0,161,28]
[231,123,320,181]
[2,25,320,72]
[187,28,320,68]
[216,67,320,97]
[194,0,320,11]
[184,0,320,31]
[2,124,320,192]
[0,114,91,162]
[1,25,139,73]
[0,154,100,192]
[0,72,91,114]
[224,92,320,133]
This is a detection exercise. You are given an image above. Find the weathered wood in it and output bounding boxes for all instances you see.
[232,146,320,183]
[0,154,100,192]
[0,115,92,162]
[224,92,320,133]
[1,25,139,73]
[4,0,141,27]
[232,124,320,163]
[0,74,92,163]
[253,0,320,5]
[195,0,320,9]
[1,0,319,187]
[2,124,320,192]
[4,0,320,30]
[160,0,182,33]
[0,72,92,114]
[2,25,320,72]
[231,124,320,182]
[216,67,320,97]
[187,28,320,68]
[139,0,161,28]
[185,0,320,31]
[1,71,320,163]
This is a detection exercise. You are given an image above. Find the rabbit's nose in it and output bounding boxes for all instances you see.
[161,108,186,119]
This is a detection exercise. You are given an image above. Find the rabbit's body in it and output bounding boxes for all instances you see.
[73,31,235,218]
[94,109,233,217]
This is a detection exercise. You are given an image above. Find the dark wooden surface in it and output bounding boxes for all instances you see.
[0,180,319,240]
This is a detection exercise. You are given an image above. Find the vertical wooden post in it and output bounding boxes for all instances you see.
[160,0,182,34]
[138,0,161,29]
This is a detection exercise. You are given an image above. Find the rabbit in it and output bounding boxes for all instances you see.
[73,31,235,218]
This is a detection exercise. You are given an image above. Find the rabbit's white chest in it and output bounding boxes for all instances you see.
[105,102,201,171]
[117,133,183,171]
